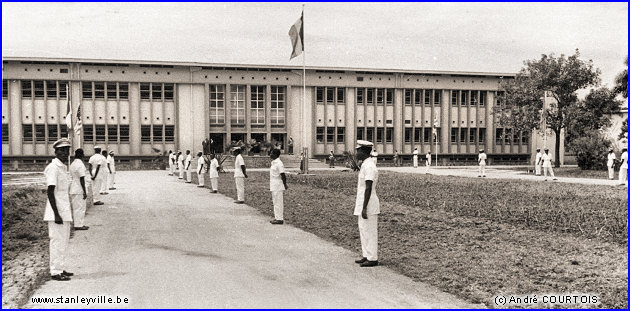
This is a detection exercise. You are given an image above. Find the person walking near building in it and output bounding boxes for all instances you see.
[269,149,288,225]
[478,149,487,177]
[44,138,74,281]
[413,148,418,168]
[354,140,380,267]
[619,148,628,186]
[168,150,175,176]
[107,151,116,190]
[69,148,89,231]
[542,148,557,181]
[534,148,542,176]
[196,152,206,188]
[177,151,184,179]
[88,146,105,206]
[393,150,400,167]
[209,153,219,193]
[425,151,432,174]
[299,152,305,174]
[329,150,335,168]
[185,150,193,183]
[233,147,247,203]
[100,150,110,195]
[607,149,617,180]
[287,137,294,155]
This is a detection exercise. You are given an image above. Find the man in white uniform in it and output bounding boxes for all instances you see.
[196,152,206,187]
[44,138,74,281]
[184,150,193,183]
[534,148,542,176]
[478,149,487,177]
[177,151,184,179]
[354,140,380,267]
[209,153,219,193]
[412,148,418,168]
[269,149,288,224]
[100,150,109,195]
[168,150,175,176]
[607,149,616,180]
[107,151,116,190]
[542,148,557,181]
[425,151,432,174]
[233,147,248,203]
[619,148,627,186]
[88,146,105,205]
[69,148,89,231]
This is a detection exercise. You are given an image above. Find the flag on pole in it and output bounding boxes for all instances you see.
[65,85,72,135]
[288,11,304,60]
[75,104,82,136]
[432,117,438,138]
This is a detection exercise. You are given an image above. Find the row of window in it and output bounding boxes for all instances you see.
[450,128,487,144]
[3,80,8,98]
[22,124,69,142]
[451,90,487,106]
[495,128,529,145]
[404,89,442,106]
[356,88,394,105]
[2,124,9,143]
[356,127,395,143]
[316,127,345,143]
[20,124,175,144]
[404,127,442,144]
[82,82,129,100]
[209,85,285,126]
[20,80,69,99]
[316,87,345,103]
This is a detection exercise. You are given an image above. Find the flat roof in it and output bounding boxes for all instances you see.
[2,56,516,78]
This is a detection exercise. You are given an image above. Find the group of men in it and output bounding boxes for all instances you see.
[168,149,220,192]
[43,140,116,281]
[605,148,628,185]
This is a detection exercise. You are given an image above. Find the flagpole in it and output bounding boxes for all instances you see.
[67,83,73,163]
[301,5,308,174]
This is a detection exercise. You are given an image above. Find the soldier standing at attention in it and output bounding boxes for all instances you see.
[100,150,110,195]
[88,146,105,206]
[177,151,184,179]
[168,150,175,176]
[107,151,116,190]
[269,149,288,225]
[184,150,193,183]
[233,147,247,203]
[412,148,418,168]
[619,148,628,186]
[425,151,432,174]
[542,148,557,181]
[44,138,74,281]
[478,149,487,177]
[354,140,380,268]
[69,148,89,231]
[209,153,219,193]
[607,149,617,180]
[196,152,206,188]
[535,148,542,176]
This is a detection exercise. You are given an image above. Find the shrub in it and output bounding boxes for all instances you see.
[570,131,612,170]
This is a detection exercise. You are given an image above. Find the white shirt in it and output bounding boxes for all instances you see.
[210,158,219,178]
[535,152,542,165]
[44,158,73,222]
[234,154,245,178]
[69,159,86,195]
[621,151,628,169]
[542,153,553,167]
[413,150,418,156]
[608,153,617,167]
[107,155,116,173]
[478,153,487,165]
[197,157,206,173]
[269,158,286,192]
[185,154,192,169]
[88,154,105,179]
[178,154,184,164]
[425,153,431,165]
[354,157,380,215]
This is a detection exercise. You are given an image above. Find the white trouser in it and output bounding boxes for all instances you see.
[186,167,192,182]
[272,190,284,220]
[535,164,542,175]
[108,171,115,189]
[169,162,174,175]
[92,177,102,202]
[619,168,627,184]
[198,171,205,186]
[85,181,94,209]
[413,156,418,168]
[100,175,108,193]
[425,162,431,174]
[71,194,86,228]
[48,221,71,275]
[235,177,245,201]
[358,215,378,261]
[608,165,615,179]
[210,177,218,191]
[544,166,555,178]
[179,163,184,178]
[479,163,486,176]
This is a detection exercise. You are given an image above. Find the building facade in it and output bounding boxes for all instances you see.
[2,57,555,167]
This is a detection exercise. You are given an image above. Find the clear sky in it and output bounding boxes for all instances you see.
[2,2,627,88]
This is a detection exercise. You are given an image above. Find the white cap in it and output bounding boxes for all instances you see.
[233,146,241,150]
[94,145,101,150]
[356,140,374,149]
[52,138,71,149]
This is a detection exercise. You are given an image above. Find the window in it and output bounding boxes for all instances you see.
[107,125,117,142]
[165,125,174,142]
[119,125,129,142]
[60,125,68,139]
[250,86,265,125]
[505,128,512,145]
[337,127,345,143]
[495,128,503,145]
[23,124,33,142]
[59,81,68,99]
[140,83,151,100]
[386,128,393,143]
[326,127,335,143]
[107,83,117,99]
[366,88,374,104]
[119,83,129,100]
[47,124,58,142]
[2,80,8,98]
[469,128,477,144]
[230,85,246,125]
[356,88,364,104]
[479,91,486,106]
[94,82,105,99]
[461,91,468,106]
[521,131,529,145]
[451,128,458,143]
[376,89,384,105]
[164,84,174,101]
[316,87,324,103]
[337,88,345,103]
[152,83,163,101]
[22,81,32,98]
[479,128,486,144]
[414,128,421,143]
[375,127,384,143]
[326,88,334,103]
[34,124,45,142]
[2,124,9,143]
[424,127,431,143]
[496,91,505,106]
[404,128,412,143]
[270,86,285,126]
[46,81,57,98]
[451,90,458,106]
[460,128,468,143]
[424,90,431,105]
[83,125,94,142]
[404,89,412,105]
[471,91,478,106]
[316,127,325,143]
[141,125,151,142]
[357,127,365,140]
[95,125,106,142]
[153,125,163,142]
[414,89,421,105]
[209,85,225,125]
[82,82,93,99]
[34,81,44,98]
[366,127,374,142]
[434,90,441,105]
[386,89,393,105]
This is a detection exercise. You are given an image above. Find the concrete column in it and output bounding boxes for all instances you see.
[129,83,141,155]
[9,80,22,155]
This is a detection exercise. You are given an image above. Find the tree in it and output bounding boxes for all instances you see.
[619,118,628,141]
[494,49,601,167]
[565,87,621,149]
[614,56,628,99]
[570,130,612,170]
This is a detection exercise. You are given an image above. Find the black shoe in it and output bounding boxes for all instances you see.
[93,201,104,205]
[61,270,74,277]
[270,220,284,225]
[74,226,89,230]
[355,257,368,264]
[212,190,218,193]
[197,185,204,188]
[234,200,245,204]
[109,187,116,190]
[360,260,379,267]
[51,274,71,281]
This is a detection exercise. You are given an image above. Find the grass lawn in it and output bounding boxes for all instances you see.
[194,170,628,308]
[507,167,618,180]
